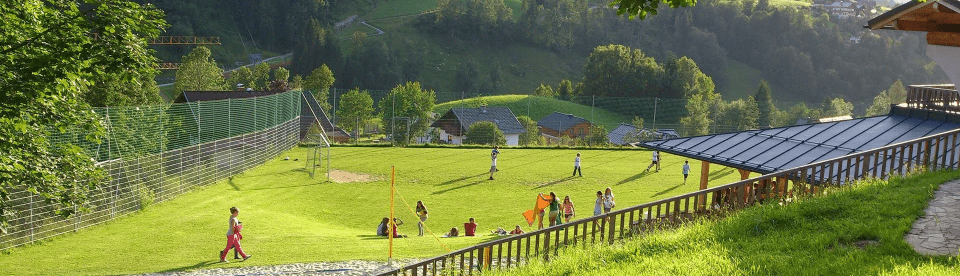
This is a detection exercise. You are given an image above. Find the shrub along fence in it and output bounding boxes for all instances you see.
[379,116,960,275]
[0,90,302,251]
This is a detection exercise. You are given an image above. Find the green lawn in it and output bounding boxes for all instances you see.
[0,147,745,275]
[494,170,960,275]
[434,95,633,130]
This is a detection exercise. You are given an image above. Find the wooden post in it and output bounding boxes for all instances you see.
[699,161,710,209]
[483,246,492,271]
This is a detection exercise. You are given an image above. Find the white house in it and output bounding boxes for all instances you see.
[430,106,526,146]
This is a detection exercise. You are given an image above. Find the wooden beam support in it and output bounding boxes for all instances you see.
[737,168,751,180]
[698,161,709,210]
[928,31,960,47]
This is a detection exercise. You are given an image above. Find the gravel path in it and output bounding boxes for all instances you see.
[905,179,960,256]
[139,260,404,276]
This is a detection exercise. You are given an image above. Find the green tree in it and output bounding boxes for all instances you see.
[582,45,665,98]
[822,98,854,117]
[586,125,609,146]
[665,57,716,100]
[336,89,375,138]
[85,73,162,107]
[251,62,271,90]
[227,67,253,90]
[718,97,760,131]
[887,79,907,105]
[464,121,506,146]
[680,94,711,136]
[866,90,891,117]
[754,80,775,128]
[612,0,698,19]
[274,67,290,82]
[290,75,304,90]
[305,64,336,111]
[175,46,225,95]
[378,82,437,146]
[534,83,555,97]
[516,115,541,146]
[0,0,164,226]
[557,79,575,100]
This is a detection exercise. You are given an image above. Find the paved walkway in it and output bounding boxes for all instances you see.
[139,260,402,276]
[905,179,960,256]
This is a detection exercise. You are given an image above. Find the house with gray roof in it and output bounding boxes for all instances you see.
[537,112,592,139]
[607,124,680,145]
[430,107,526,145]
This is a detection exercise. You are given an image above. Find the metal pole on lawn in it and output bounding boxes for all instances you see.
[652,97,658,130]
[392,93,396,146]
[389,166,395,264]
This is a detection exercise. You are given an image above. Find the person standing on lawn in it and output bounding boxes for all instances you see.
[220,207,251,263]
[489,146,500,180]
[573,153,582,177]
[562,195,576,223]
[645,150,660,172]
[416,201,429,236]
[682,160,691,185]
[548,192,561,227]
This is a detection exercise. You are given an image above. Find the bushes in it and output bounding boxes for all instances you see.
[464,121,506,146]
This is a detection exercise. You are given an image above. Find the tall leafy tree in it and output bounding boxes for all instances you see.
[582,45,665,98]
[680,94,711,136]
[516,115,541,146]
[274,67,290,83]
[227,67,253,90]
[586,125,609,146]
[464,121,506,146]
[557,79,575,100]
[612,0,698,19]
[754,80,775,128]
[251,62,271,90]
[0,0,165,227]
[534,83,555,98]
[336,89,375,137]
[304,64,336,111]
[866,90,891,117]
[822,98,854,117]
[378,82,436,146]
[174,46,225,95]
[717,97,760,131]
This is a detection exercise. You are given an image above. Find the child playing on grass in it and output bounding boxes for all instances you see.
[509,225,524,235]
[377,217,389,236]
[220,207,251,263]
[548,192,560,227]
[464,218,478,236]
[392,218,407,238]
[603,187,616,214]
[573,153,582,177]
[593,191,603,216]
[444,227,459,237]
[416,201,429,236]
[562,195,576,223]
[489,146,500,180]
[644,150,660,172]
[683,160,691,185]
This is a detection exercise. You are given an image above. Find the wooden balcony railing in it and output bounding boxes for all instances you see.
[906,85,960,113]
[378,117,960,276]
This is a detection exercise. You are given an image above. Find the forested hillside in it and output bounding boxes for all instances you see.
[152,0,946,107]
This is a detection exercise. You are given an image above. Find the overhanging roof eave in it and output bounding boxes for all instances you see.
[638,142,775,174]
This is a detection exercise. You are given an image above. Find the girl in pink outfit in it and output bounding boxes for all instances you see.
[220,207,251,263]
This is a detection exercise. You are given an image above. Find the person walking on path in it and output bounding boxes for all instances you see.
[547,192,561,227]
[489,146,500,180]
[682,160,691,185]
[220,207,251,263]
[562,195,576,223]
[644,150,660,172]
[573,153,582,177]
[416,201,429,236]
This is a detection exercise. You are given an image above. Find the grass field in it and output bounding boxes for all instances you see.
[434,95,633,130]
[0,147,746,275]
[493,170,960,275]
[364,0,438,20]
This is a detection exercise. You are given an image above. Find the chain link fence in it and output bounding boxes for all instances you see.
[1,90,302,251]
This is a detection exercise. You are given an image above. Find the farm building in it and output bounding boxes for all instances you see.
[538,112,592,139]
[430,107,526,145]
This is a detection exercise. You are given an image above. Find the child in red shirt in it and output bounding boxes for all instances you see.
[464,218,478,236]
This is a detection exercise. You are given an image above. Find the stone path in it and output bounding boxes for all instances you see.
[139,260,403,276]
[905,179,960,256]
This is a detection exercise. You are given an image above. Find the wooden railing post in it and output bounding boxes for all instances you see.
[608,214,617,245]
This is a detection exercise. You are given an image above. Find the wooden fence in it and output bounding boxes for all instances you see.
[906,84,960,112]
[378,113,960,276]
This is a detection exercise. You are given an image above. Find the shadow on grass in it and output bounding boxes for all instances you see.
[650,184,682,198]
[534,176,577,189]
[438,173,489,186]
[242,181,326,191]
[156,261,216,274]
[617,171,652,185]
[432,179,487,195]
[709,167,736,180]
[228,177,240,191]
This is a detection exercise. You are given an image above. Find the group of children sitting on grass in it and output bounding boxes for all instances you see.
[376,217,526,238]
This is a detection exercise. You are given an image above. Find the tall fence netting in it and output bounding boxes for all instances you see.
[1,90,302,250]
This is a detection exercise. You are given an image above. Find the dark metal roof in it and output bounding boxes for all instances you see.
[430,107,526,134]
[538,112,590,132]
[174,91,280,103]
[866,0,960,30]
[608,124,637,145]
[641,107,960,174]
